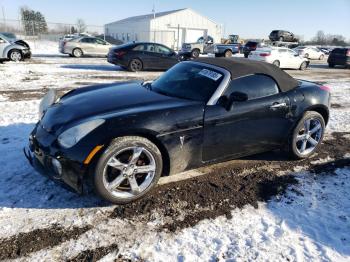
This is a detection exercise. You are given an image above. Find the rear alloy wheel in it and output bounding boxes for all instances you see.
[287,111,325,159]
[9,50,23,61]
[319,54,324,60]
[272,60,280,67]
[128,58,143,72]
[191,49,200,58]
[94,136,162,204]
[224,50,233,57]
[72,48,83,58]
[299,61,308,70]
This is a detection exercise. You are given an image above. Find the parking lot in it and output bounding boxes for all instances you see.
[0,46,350,261]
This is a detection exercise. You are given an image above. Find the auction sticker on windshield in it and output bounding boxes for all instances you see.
[198,69,222,81]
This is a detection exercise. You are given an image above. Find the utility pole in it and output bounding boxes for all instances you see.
[1,6,6,31]
[152,4,156,42]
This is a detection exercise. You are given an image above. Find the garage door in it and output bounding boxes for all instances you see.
[186,29,205,43]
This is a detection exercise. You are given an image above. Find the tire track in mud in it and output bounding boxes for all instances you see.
[0,132,348,260]
[0,225,91,260]
[109,132,350,231]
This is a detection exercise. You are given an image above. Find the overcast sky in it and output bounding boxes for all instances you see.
[1,0,349,40]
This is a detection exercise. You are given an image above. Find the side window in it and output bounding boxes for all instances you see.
[133,44,145,51]
[96,38,106,45]
[224,74,279,101]
[154,44,172,54]
[145,44,155,52]
[80,38,95,43]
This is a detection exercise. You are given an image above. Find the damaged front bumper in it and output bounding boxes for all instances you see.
[24,126,87,194]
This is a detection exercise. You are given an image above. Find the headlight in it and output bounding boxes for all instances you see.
[39,89,57,119]
[57,119,105,148]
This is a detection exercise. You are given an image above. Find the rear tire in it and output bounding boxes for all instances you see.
[128,58,143,72]
[328,63,335,68]
[224,50,233,57]
[286,111,325,159]
[94,136,163,204]
[272,60,280,67]
[279,36,284,41]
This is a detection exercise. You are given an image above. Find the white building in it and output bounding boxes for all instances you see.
[104,8,222,50]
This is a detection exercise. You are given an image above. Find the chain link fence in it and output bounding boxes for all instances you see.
[0,19,105,41]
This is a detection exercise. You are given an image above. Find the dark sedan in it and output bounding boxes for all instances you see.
[107,42,180,71]
[25,58,330,204]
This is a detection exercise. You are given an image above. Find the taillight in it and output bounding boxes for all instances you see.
[115,50,126,58]
[320,85,331,92]
[346,50,350,56]
[259,53,271,57]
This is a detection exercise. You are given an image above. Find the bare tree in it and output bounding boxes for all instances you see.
[76,18,86,33]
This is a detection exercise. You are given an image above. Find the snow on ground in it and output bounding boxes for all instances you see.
[0,77,349,260]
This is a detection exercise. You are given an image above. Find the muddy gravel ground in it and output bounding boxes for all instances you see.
[0,131,349,260]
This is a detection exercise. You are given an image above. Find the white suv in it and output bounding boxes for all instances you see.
[248,47,309,70]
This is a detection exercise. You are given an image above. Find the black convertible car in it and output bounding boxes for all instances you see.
[25,58,330,204]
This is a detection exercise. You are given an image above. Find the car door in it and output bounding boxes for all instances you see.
[202,74,291,162]
[95,38,110,55]
[79,37,96,55]
[0,37,8,58]
[152,44,178,70]
[286,49,301,69]
[277,49,289,68]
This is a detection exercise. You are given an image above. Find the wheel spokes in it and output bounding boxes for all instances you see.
[296,134,306,142]
[107,157,126,171]
[108,175,126,190]
[304,119,311,132]
[136,164,155,173]
[300,140,307,153]
[309,123,321,134]
[129,147,143,164]
[308,137,318,146]
[128,176,140,193]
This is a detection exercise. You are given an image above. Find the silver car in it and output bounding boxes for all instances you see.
[59,36,113,57]
[0,33,31,61]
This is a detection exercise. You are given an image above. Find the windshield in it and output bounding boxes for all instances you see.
[1,32,16,39]
[151,62,224,102]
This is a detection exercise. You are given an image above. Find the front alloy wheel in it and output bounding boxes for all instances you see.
[9,50,22,61]
[288,111,325,159]
[94,136,162,204]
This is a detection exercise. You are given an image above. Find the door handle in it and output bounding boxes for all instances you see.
[270,102,287,109]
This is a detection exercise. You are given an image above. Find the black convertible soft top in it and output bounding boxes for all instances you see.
[195,57,299,92]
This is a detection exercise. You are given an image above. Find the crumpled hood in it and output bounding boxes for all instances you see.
[40,82,194,132]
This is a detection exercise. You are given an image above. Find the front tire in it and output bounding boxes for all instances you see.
[191,49,200,58]
[272,60,280,67]
[286,111,325,159]
[8,49,23,61]
[72,48,83,58]
[299,61,308,70]
[94,136,163,204]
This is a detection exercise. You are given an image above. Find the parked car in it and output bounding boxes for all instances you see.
[243,41,265,58]
[293,46,325,60]
[108,42,180,71]
[180,36,240,58]
[25,58,330,204]
[327,48,350,68]
[248,47,309,70]
[0,33,31,61]
[269,30,298,42]
[96,35,124,45]
[317,47,331,55]
[59,36,113,57]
